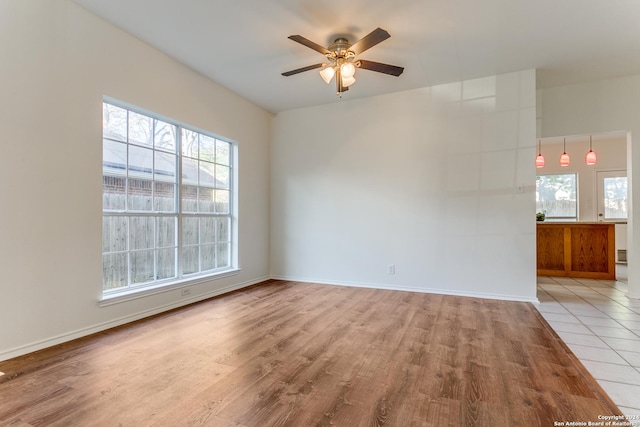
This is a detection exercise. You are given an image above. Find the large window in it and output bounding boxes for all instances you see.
[536,174,577,221]
[102,100,234,295]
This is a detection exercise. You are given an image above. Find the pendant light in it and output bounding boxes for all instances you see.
[586,135,597,165]
[560,137,570,167]
[535,139,545,168]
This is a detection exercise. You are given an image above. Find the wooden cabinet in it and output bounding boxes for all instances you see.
[536,223,615,279]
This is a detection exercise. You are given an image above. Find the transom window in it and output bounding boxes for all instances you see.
[536,173,577,221]
[102,100,234,295]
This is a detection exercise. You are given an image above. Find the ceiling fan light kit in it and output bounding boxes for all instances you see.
[319,66,335,84]
[282,28,404,97]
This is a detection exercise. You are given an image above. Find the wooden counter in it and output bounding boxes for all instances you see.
[536,222,615,279]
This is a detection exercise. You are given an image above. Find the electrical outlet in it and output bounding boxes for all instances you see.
[181,288,191,297]
[388,264,396,274]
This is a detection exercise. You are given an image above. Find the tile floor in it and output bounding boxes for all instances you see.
[536,265,640,415]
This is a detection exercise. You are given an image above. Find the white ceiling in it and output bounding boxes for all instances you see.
[71,0,640,113]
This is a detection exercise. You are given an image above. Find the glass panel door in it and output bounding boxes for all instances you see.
[596,170,627,221]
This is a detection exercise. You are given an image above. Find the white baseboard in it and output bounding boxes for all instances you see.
[0,276,270,362]
[270,274,540,304]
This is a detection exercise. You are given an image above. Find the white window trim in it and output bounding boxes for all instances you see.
[98,268,241,307]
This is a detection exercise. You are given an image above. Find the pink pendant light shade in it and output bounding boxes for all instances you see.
[560,138,570,166]
[535,139,545,168]
[586,136,597,165]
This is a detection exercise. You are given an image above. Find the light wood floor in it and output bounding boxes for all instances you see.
[0,280,621,426]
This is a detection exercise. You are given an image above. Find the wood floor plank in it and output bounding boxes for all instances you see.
[0,280,622,426]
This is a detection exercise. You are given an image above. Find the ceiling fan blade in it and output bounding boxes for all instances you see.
[349,28,391,56]
[357,60,404,76]
[287,35,331,55]
[281,63,325,77]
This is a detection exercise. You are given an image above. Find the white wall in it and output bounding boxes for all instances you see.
[0,0,271,360]
[539,76,640,298]
[271,70,538,302]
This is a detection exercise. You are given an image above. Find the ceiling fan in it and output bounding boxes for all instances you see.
[282,27,404,97]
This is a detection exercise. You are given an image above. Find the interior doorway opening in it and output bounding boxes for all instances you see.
[535,131,629,287]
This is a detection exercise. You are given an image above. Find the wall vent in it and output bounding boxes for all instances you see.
[617,249,627,264]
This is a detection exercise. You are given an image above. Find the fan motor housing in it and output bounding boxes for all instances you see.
[329,37,352,57]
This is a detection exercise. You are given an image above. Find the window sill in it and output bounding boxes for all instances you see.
[98,268,241,307]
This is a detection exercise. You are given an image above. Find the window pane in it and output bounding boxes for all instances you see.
[217,242,230,268]
[199,187,215,213]
[200,218,216,244]
[103,176,126,210]
[216,165,230,189]
[103,103,127,142]
[154,119,176,152]
[182,185,198,213]
[129,145,153,180]
[604,177,628,219]
[154,182,175,212]
[154,151,176,183]
[128,179,153,211]
[536,174,577,218]
[215,190,229,214]
[129,111,153,146]
[103,253,127,291]
[217,217,230,242]
[130,216,154,250]
[182,129,198,158]
[183,217,199,246]
[200,135,215,162]
[216,140,230,165]
[157,217,176,248]
[182,157,199,185]
[103,139,127,177]
[156,248,176,280]
[183,246,198,275]
[103,216,127,252]
[201,244,216,271]
[199,162,216,187]
[130,250,154,284]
